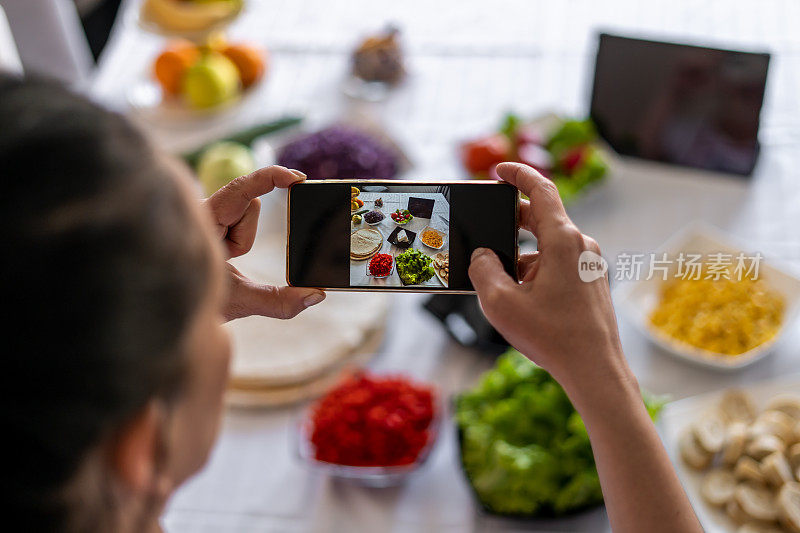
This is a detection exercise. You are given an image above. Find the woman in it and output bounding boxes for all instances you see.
[1,75,700,532]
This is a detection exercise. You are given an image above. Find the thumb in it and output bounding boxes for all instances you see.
[227,279,326,321]
[468,248,516,299]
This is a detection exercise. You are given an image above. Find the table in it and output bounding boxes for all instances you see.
[350,191,449,288]
[90,1,800,531]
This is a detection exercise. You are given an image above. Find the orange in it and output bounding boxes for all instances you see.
[222,44,266,88]
[153,40,200,96]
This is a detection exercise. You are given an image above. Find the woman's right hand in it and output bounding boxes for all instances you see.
[470,162,702,533]
[468,162,631,395]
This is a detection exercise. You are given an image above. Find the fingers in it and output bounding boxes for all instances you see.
[469,248,518,315]
[207,166,305,228]
[223,264,325,321]
[240,284,326,320]
[496,162,570,241]
[518,251,541,281]
[224,197,260,258]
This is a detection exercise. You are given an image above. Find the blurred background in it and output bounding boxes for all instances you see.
[1,1,799,531]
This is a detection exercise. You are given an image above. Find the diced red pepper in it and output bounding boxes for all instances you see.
[309,372,435,466]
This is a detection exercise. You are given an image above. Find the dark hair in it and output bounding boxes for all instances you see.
[0,75,214,530]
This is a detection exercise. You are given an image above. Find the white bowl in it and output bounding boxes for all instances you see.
[614,222,800,370]
[419,226,446,250]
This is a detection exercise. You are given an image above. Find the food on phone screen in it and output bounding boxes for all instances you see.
[351,197,364,210]
[649,273,784,356]
[396,249,434,285]
[277,126,400,179]
[352,27,405,84]
[368,254,393,277]
[308,372,435,466]
[364,210,384,224]
[391,209,413,224]
[350,228,383,261]
[679,388,800,531]
[456,349,665,516]
[433,252,449,285]
[374,197,383,207]
[351,214,362,224]
[351,186,361,197]
[421,228,443,249]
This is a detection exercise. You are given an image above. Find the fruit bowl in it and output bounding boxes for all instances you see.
[129,39,266,121]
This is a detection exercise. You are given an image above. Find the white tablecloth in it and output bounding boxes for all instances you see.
[90,1,800,531]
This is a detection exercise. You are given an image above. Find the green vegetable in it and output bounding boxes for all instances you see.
[196,141,255,196]
[456,349,664,516]
[395,249,434,285]
[352,214,362,224]
[499,112,522,142]
[183,116,303,168]
[352,209,370,216]
[546,119,598,156]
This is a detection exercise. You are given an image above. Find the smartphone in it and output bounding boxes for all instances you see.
[287,180,519,292]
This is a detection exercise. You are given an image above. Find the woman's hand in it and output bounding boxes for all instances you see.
[470,162,701,533]
[468,161,626,392]
[204,166,325,321]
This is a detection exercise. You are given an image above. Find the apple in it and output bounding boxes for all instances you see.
[182,51,240,109]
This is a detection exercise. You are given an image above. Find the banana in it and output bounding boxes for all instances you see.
[693,414,726,454]
[760,451,794,486]
[736,456,766,484]
[680,430,713,470]
[735,483,779,522]
[777,482,800,533]
[723,422,749,466]
[142,0,242,34]
[719,390,757,424]
[702,469,737,506]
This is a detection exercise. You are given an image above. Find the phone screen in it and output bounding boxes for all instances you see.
[287,181,518,291]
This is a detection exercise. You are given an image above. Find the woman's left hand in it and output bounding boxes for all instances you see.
[204,166,326,321]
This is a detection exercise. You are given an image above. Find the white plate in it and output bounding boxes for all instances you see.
[659,375,800,532]
[614,222,800,370]
[419,226,447,250]
[127,76,259,123]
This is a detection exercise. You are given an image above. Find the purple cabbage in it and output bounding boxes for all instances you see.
[277,125,400,179]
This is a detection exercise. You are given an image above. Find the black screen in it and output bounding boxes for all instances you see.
[590,33,769,176]
[287,181,518,291]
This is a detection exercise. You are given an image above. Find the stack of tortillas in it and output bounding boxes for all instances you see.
[224,199,388,407]
[350,228,383,260]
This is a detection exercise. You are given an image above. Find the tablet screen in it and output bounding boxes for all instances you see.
[590,33,770,176]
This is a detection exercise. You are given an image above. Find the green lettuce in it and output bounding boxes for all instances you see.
[456,349,664,516]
